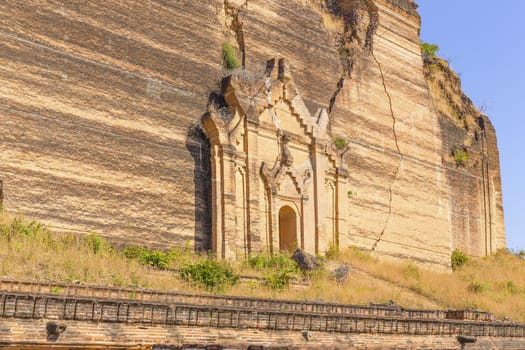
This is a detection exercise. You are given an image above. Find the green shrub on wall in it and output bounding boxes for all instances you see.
[420,42,439,58]
[333,137,347,150]
[453,148,469,166]
[222,42,241,70]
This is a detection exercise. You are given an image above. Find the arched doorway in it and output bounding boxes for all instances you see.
[279,205,297,252]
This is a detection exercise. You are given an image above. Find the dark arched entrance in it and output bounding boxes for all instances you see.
[279,205,297,252]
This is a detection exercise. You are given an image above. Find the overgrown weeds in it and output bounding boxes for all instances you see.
[453,148,469,166]
[245,253,299,290]
[180,259,239,293]
[335,246,525,321]
[333,137,347,150]
[222,42,241,70]
[245,253,297,270]
[85,233,112,255]
[1,212,524,321]
[0,212,185,290]
[263,269,296,291]
[451,249,469,270]
[420,42,439,58]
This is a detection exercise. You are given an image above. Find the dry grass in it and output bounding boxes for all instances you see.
[0,211,188,291]
[1,212,524,321]
[335,247,525,322]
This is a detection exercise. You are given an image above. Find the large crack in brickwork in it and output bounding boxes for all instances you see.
[223,0,248,67]
[363,0,379,51]
[370,49,404,252]
[328,58,352,114]
[326,0,379,114]
[314,0,398,250]
[278,0,400,251]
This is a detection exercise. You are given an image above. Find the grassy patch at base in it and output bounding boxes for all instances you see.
[1,212,524,321]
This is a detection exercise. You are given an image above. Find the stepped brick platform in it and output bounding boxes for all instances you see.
[0,279,496,321]
[1,280,524,349]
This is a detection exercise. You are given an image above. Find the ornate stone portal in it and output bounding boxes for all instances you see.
[203,58,349,259]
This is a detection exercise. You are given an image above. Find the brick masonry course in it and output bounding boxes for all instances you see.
[1,280,525,349]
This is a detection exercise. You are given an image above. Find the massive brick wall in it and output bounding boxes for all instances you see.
[323,0,455,266]
[3,318,525,350]
[424,56,506,257]
[0,1,222,249]
[0,0,505,265]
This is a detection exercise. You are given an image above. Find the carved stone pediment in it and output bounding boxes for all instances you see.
[260,132,311,198]
[203,58,349,259]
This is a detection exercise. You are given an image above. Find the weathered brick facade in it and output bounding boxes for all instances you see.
[0,0,505,267]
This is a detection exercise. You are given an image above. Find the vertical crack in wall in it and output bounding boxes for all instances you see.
[0,179,3,208]
[370,49,403,252]
[327,26,354,115]
[363,0,379,52]
[328,55,352,114]
[326,0,379,115]
[223,0,248,67]
[308,0,399,251]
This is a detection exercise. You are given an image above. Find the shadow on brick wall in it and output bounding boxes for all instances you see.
[185,123,212,252]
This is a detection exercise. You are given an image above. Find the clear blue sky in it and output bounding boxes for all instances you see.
[417,1,525,251]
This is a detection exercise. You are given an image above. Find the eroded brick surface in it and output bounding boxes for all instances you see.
[0,0,505,267]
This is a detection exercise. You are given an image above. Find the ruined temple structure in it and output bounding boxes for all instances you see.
[204,58,349,259]
[0,0,505,268]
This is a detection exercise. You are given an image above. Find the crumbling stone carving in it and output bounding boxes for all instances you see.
[203,58,349,259]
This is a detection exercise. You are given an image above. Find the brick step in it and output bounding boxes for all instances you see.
[0,279,494,322]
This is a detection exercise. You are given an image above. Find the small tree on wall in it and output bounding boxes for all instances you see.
[420,42,439,58]
[222,42,241,70]
[453,148,469,166]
